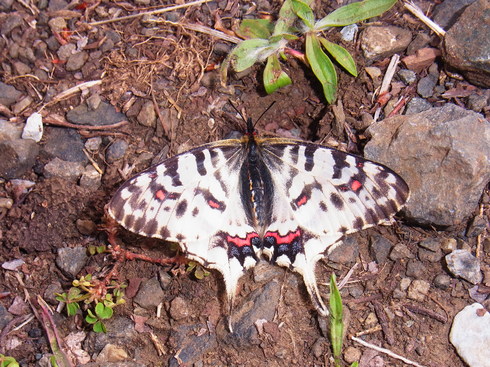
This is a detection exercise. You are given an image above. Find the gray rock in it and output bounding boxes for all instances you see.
[466,215,488,237]
[1,13,23,35]
[169,296,191,321]
[433,273,452,289]
[167,324,217,367]
[76,219,96,235]
[328,236,359,264]
[84,317,137,354]
[43,127,87,163]
[365,104,490,227]
[106,139,128,162]
[44,157,84,181]
[369,235,394,264]
[418,238,441,252]
[389,243,415,260]
[433,0,477,29]
[66,101,126,126]
[443,0,490,87]
[467,93,489,112]
[418,248,443,263]
[0,303,13,330]
[340,24,358,42]
[253,261,284,283]
[0,82,22,107]
[43,281,64,304]
[407,279,430,301]
[225,280,281,347]
[406,259,426,278]
[360,26,412,60]
[407,32,432,55]
[66,51,89,71]
[84,136,102,152]
[404,97,432,115]
[446,250,482,284]
[57,43,76,60]
[13,61,32,75]
[79,165,102,190]
[12,96,33,114]
[0,139,39,179]
[133,277,164,309]
[450,303,490,367]
[137,100,157,127]
[417,75,437,98]
[398,69,417,84]
[0,119,23,140]
[56,247,88,277]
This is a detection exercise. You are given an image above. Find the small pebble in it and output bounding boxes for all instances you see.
[79,165,102,190]
[418,238,441,252]
[84,136,102,152]
[106,139,128,162]
[407,279,430,301]
[398,69,417,84]
[0,198,13,209]
[389,243,415,260]
[406,259,426,278]
[440,238,457,254]
[76,219,96,235]
[433,274,451,289]
[311,337,326,358]
[134,277,164,309]
[169,296,191,321]
[343,346,361,364]
[446,250,482,284]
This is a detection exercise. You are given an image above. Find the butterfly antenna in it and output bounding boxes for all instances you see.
[254,101,276,128]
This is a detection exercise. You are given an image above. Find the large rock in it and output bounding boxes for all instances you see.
[443,0,490,87]
[365,104,490,227]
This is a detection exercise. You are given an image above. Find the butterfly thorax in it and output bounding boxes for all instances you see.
[239,134,274,234]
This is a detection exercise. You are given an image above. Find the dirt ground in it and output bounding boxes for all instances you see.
[0,0,489,366]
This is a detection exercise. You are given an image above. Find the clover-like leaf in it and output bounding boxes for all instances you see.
[236,19,274,39]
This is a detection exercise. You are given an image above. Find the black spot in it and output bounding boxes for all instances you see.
[338,184,349,192]
[371,186,382,199]
[160,227,170,238]
[164,161,182,186]
[353,217,364,230]
[138,200,148,210]
[251,237,262,248]
[339,226,348,234]
[290,145,299,165]
[176,233,185,242]
[375,171,390,195]
[365,208,379,225]
[214,171,228,195]
[126,184,143,194]
[123,214,135,228]
[304,145,316,171]
[319,201,328,212]
[192,207,199,217]
[176,200,188,218]
[349,198,356,203]
[331,150,350,179]
[193,150,207,176]
[163,206,171,212]
[133,217,146,233]
[330,193,344,210]
[143,219,158,235]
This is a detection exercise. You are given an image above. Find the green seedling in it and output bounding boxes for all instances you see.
[85,302,114,333]
[329,273,344,367]
[87,244,108,256]
[0,355,19,367]
[186,260,211,280]
[222,0,397,103]
[55,274,126,332]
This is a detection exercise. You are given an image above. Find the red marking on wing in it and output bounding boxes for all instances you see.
[264,229,301,244]
[296,195,308,207]
[208,200,222,209]
[227,233,259,247]
[351,180,362,192]
[155,190,166,201]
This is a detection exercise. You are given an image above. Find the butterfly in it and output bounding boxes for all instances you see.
[107,117,409,318]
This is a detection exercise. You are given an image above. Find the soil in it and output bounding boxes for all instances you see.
[0,1,488,367]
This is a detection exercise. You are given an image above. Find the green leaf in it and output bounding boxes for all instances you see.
[95,302,113,319]
[85,313,97,325]
[236,19,274,39]
[66,302,80,316]
[350,362,359,367]
[305,34,337,103]
[229,38,271,72]
[329,274,344,360]
[263,54,292,94]
[290,0,315,29]
[93,320,107,333]
[315,0,397,29]
[0,355,20,367]
[319,38,358,76]
[67,287,82,301]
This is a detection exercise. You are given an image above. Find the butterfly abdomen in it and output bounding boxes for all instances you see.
[239,137,274,231]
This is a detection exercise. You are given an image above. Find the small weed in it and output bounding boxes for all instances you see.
[186,260,211,280]
[222,0,397,103]
[0,355,19,367]
[55,274,126,332]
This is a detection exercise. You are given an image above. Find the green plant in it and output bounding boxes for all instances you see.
[0,355,19,367]
[329,273,344,367]
[55,274,126,332]
[221,0,397,103]
[186,260,211,280]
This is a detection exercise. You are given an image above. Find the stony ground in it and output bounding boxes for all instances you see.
[0,0,489,366]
